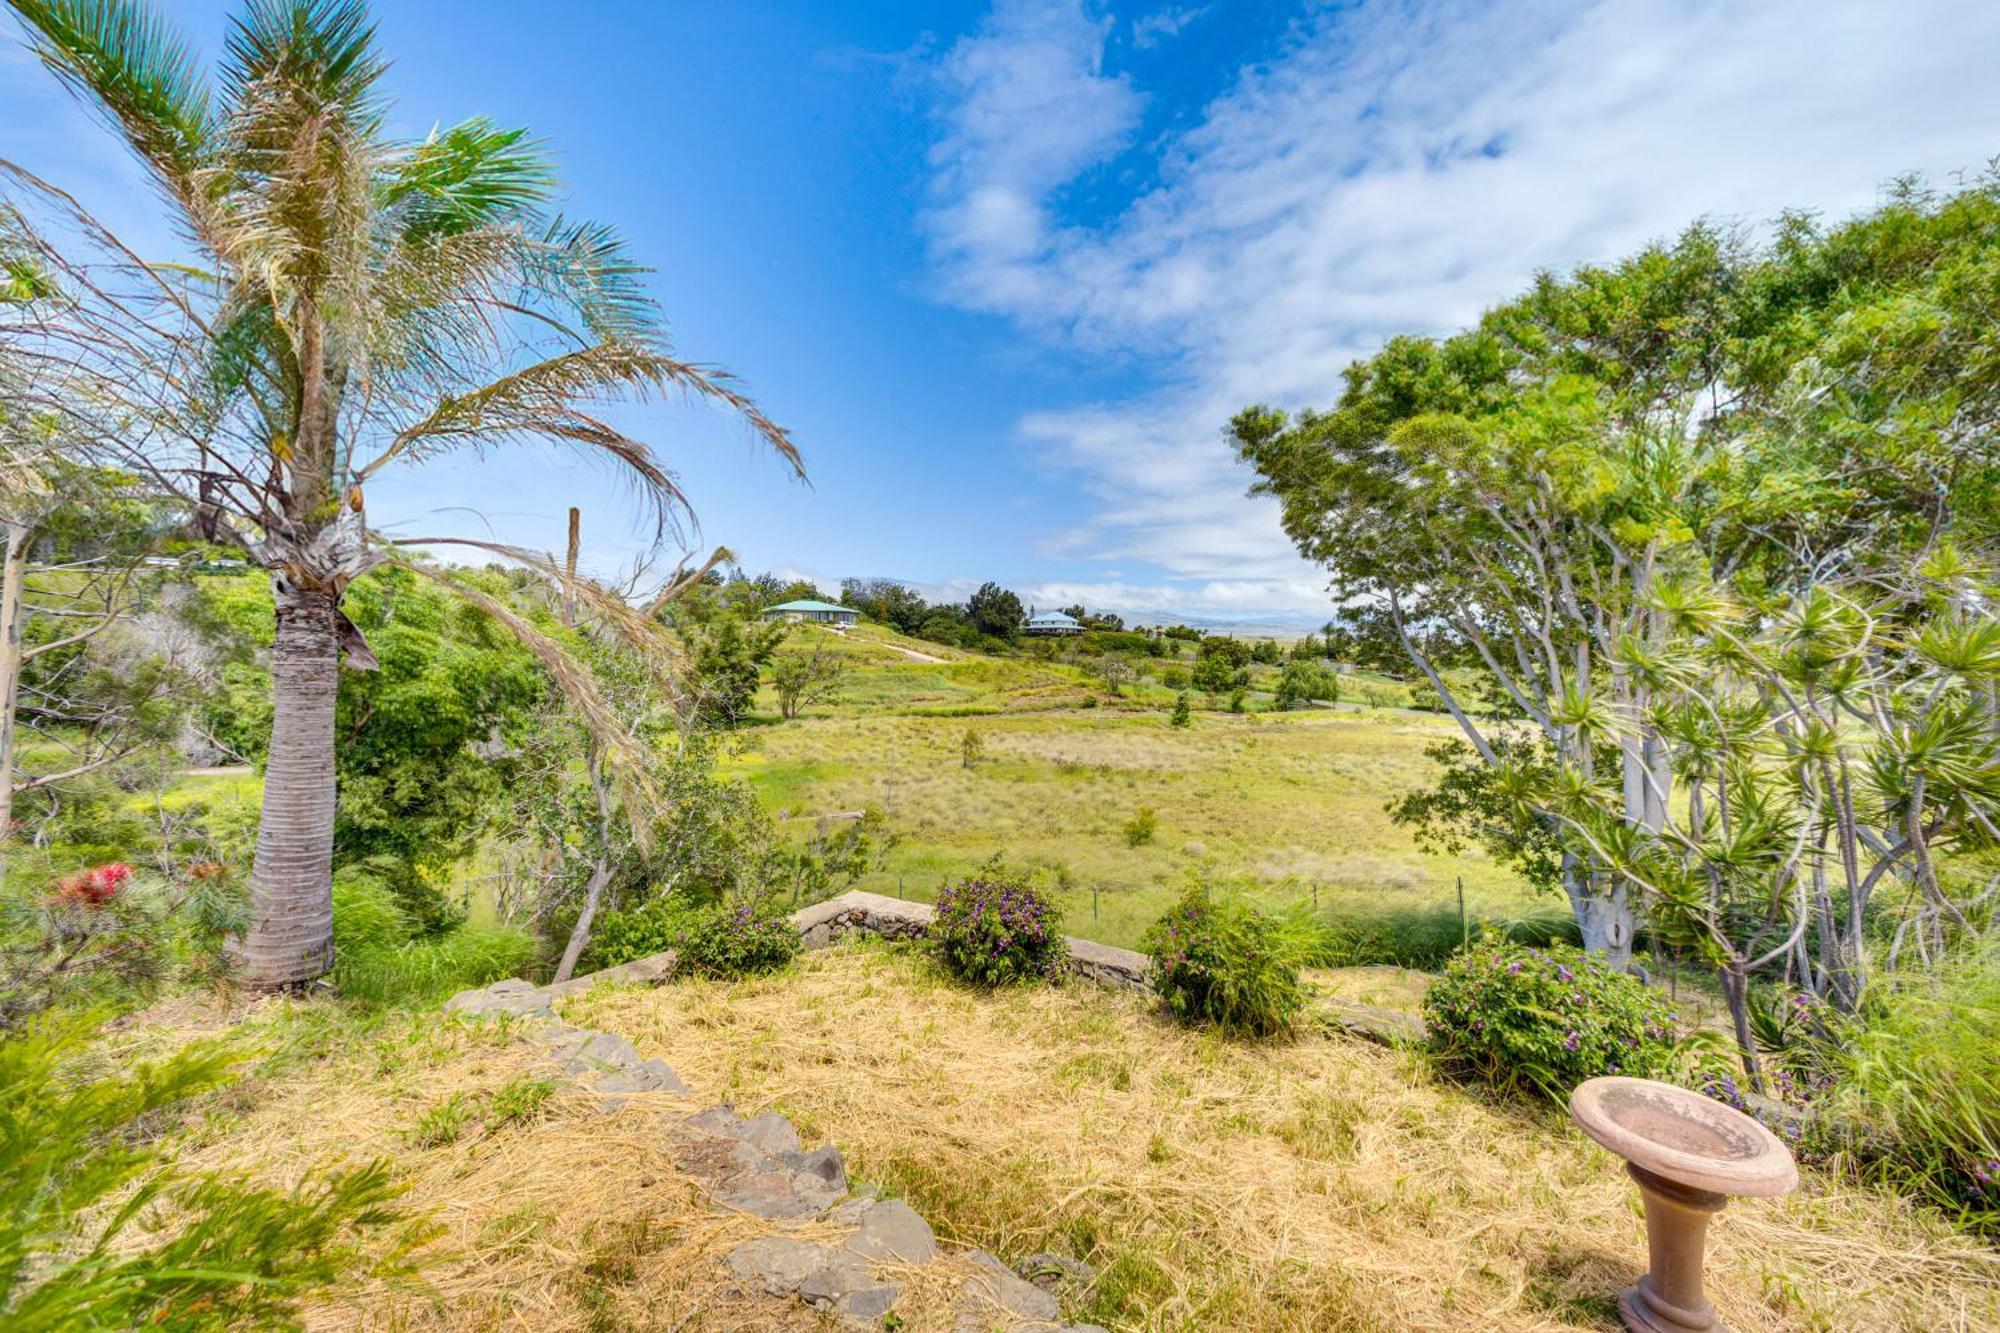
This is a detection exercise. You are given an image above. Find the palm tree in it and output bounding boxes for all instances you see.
[2,0,799,985]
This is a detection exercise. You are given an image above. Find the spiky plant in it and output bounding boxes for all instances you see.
[0,0,800,985]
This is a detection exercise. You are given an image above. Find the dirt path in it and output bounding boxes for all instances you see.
[881,642,947,664]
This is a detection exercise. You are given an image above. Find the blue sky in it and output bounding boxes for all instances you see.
[5,1,1999,627]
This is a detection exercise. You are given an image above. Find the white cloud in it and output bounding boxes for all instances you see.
[923,0,2000,621]
[1131,5,1209,50]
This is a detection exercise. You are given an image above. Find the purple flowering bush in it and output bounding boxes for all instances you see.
[1424,939,1683,1100]
[930,874,1068,987]
[1144,887,1309,1037]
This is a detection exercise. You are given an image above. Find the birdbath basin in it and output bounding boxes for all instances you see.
[1571,1077,1797,1332]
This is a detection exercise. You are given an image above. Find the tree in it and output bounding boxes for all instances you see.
[1191,652,1236,695]
[771,635,847,719]
[678,609,785,725]
[1274,659,1338,710]
[1169,692,1191,728]
[1092,655,1134,697]
[1236,175,2000,1001]
[966,582,1024,640]
[841,577,928,633]
[2,0,799,984]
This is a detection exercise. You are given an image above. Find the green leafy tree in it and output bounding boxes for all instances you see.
[966,582,1024,640]
[770,635,848,720]
[1169,692,1191,728]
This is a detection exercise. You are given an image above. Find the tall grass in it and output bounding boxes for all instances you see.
[1838,936,2000,1234]
[332,929,538,1007]
[1311,904,1577,969]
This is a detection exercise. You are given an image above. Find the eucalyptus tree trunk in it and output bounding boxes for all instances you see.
[0,520,26,854]
[236,582,341,987]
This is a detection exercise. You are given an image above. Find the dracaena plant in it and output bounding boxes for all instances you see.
[0,0,800,985]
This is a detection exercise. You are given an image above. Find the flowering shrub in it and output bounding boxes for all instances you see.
[930,874,1067,987]
[675,901,802,978]
[53,862,132,906]
[592,897,800,979]
[1144,887,1309,1037]
[1424,939,1683,1100]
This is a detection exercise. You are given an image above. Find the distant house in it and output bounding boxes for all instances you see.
[1024,610,1083,637]
[763,598,859,627]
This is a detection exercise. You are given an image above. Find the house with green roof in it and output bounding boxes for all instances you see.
[762,598,859,627]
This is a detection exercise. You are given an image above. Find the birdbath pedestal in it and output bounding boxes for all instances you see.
[1570,1077,1797,1333]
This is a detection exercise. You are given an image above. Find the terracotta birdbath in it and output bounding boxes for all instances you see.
[1570,1077,1797,1333]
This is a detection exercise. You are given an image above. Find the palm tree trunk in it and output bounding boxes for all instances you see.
[236,582,341,987]
[0,520,27,857]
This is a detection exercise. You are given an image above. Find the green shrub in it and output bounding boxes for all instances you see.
[673,902,802,978]
[588,896,696,968]
[931,872,1068,987]
[1144,887,1310,1037]
[1169,693,1191,728]
[0,1011,432,1326]
[1424,939,1682,1100]
[333,927,537,1007]
[1122,807,1158,847]
[590,897,800,979]
[1836,939,1999,1234]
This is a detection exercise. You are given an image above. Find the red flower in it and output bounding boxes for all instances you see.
[57,862,133,906]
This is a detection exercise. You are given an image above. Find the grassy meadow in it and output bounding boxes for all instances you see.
[737,624,1543,950]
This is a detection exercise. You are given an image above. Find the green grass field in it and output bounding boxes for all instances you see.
[740,624,1542,949]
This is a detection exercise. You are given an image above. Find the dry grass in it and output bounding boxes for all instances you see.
[568,944,2000,1333]
[115,999,830,1332]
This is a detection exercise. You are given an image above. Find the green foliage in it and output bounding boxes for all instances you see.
[333,567,549,866]
[961,726,984,768]
[966,582,1025,641]
[1122,806,1157,847]
[1315,904,1576,969]
[330,866,414,951]
[1389,739,1569,894]
[930,868,1068,987]
[673,901,802,978]
[1,864,162,1030]
[1191,652,1238,695]
[678,609,786,724]
[0,1011,430,1329]
[1836,939,2000,1233]
[332,926,537,1007]
[1274,660,1339,710]
[1424,940,1683,1100]
[333,853,462,937]
[590,897,799,979]
[1169,692,1191,728]
[1144,886,1310,1037]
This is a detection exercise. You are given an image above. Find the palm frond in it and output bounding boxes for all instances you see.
[218,0,383,115]
[518,215,659,346]
[382,118,556,240]
[354,338,805,540]
[7,0,213,199]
